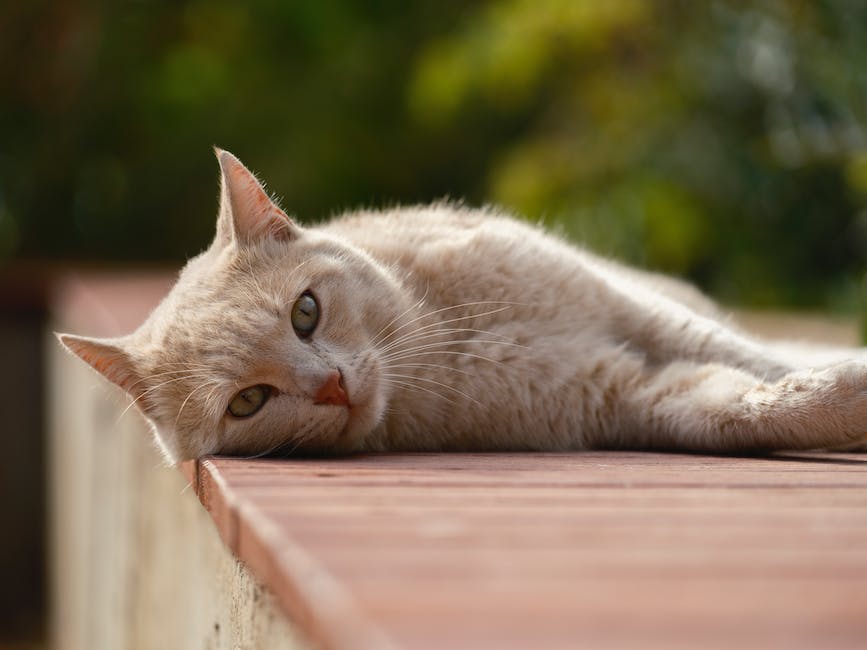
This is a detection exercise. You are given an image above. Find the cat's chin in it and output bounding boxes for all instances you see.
[297,400,378,455]
[335,403,381,453]
[273,401,381,456]
[326,354,387,453]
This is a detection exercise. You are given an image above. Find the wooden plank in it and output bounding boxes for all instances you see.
[193,452,867,649]
[50,275,867,649]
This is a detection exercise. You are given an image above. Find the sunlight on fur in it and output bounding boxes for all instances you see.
[58,149,867,464]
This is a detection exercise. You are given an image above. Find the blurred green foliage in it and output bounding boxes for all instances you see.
[2,0,867,308]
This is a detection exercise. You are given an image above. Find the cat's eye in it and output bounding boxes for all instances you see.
[227,385,271,418]
[291,291,319,338]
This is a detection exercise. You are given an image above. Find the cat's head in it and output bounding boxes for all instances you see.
[59,149,406,464]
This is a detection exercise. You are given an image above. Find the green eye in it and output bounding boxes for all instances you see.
[291,291,319,338]
[228,385,271,418]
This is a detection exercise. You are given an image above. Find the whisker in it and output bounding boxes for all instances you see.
[243,414,330,460]
[381,377,456,405]
[116,374,213,424]
[175,379,222,427]
[385,305,513,342]
[378,324,515,355]
[370,285,430,348]
[375,301,520,349]
[382,372,481,405]
[277,425,321,457]
[125,369,214,394]
[245,436,296,460]
[382,338,527,363]
[382,404,412,417]
[152,362,212,370]
[202,382,229,421]
[382,349,506,366]
[375,303,510,350]
[383,362,473,376]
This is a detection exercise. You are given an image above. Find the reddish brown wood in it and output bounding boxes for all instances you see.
[52,275,867,648]
[192,452,867,650]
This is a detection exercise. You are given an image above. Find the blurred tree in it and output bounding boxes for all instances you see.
[0,0,472,260]
[409,0,867,307]
[1,0,866,308]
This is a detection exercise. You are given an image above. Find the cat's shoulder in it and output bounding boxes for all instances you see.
[324,201,487,229]
[319,201,548,244]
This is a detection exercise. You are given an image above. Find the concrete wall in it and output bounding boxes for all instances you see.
[48,334,311,650]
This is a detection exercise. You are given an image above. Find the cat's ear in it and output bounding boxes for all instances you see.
[57,333,149,405]
[214,148,300,246]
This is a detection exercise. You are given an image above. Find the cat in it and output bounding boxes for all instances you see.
[59,149,867,464]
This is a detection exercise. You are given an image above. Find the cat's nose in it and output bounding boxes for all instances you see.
[313,369,350,407]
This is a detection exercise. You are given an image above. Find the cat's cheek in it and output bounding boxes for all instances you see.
[147,418,219,466]
[332,412,373,453]
[335,384,388,453]
[321,352,385,451]
[146,421,181,465]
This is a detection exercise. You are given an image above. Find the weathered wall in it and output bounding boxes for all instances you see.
[48,334,311,650]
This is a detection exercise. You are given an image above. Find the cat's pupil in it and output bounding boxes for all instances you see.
[291,291,319,338]
[227,385,270,418]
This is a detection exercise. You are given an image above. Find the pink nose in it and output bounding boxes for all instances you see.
[314,370,350,407]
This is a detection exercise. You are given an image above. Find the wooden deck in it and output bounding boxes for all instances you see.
[52,272,867,649]
[183,451,867,650]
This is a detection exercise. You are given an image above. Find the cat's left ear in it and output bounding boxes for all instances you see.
[214,148,301,246]
[56,333,150,407]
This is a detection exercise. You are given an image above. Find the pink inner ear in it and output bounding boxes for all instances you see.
[220,151,295,243]
[59,334,145,400]
[250,195,293,242]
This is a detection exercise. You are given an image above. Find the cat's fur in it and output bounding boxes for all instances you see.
[59,150,867,464]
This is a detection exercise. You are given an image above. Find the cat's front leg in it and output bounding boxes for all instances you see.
[612,360,867,452]
[584,263,794,380]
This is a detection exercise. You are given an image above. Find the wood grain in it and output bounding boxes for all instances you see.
[190,452,867,650]
[52,274,867,648]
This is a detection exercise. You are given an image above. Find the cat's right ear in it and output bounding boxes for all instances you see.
[56,333,149,406]
[214,148,301,247]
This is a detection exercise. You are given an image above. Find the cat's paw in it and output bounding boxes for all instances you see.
[779,361,867,445]
[781,360,867,393]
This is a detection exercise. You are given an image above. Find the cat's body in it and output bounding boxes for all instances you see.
[60,150,867,464]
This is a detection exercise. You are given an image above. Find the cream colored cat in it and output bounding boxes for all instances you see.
[59,150,867,464]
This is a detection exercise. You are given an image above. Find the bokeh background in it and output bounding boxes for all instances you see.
[3,0,867,646]
[6,0,867,305]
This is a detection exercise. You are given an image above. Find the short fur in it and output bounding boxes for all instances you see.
[59,150,867,464]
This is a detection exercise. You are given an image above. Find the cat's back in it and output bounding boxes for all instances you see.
[320,203,576,279]
[319,203,723,320]
[322,202,503,254]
